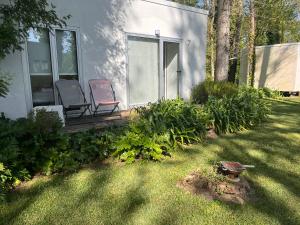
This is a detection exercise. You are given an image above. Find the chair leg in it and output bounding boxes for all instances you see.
[64,109,68,120]
[93,104,100,116]
[79,106,90,118]
[87,106,93,117]
[110,104,119,115]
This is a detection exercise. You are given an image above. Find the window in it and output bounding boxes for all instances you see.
[128,36,159,105]
[27,28,54,106]
[56,30,78,80]
[27,28,79,107]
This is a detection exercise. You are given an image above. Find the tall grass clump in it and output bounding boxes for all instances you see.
[136,99,209,144]
[205,86,271,134]
[258,87,282,99]
[191,79,239,104]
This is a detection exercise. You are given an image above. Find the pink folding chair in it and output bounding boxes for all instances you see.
[89,79,120,115]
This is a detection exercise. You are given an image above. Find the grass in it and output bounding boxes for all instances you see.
[1,98,300,225]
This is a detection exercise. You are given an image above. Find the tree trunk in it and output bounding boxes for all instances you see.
[209,0,216,79]
[228,0,243,83]
[248,0,256,86]
[215,0,231,81]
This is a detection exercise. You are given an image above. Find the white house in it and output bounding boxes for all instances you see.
[0,0,208,119]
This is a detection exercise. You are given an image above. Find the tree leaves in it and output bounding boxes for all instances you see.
[0,0,70,59]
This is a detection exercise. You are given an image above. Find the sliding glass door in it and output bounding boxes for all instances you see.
[128,36,159,105]
[164,42,180,99]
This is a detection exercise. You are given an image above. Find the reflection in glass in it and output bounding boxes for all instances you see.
[56,30,78,80]
[27,28,54,106]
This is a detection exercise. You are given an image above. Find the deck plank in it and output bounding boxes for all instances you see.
[63,110,130,133]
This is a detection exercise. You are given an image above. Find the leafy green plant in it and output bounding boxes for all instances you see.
[0,162,30,202]
[113,99,209,163]
[0,111,122,199]
[205,86,271,134]
[0,163,12,201]
[41,149,78,175]
[14,110,69,173]
[191,79,239,104]
[136,98,209,146]
[113,132,171,163]
[0,114,31,199]
[69,129,115,164]
[259,87,282,99]
[0,0,70,58]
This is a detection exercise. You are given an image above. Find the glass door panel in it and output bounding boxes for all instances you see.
[27,28,54,106]
[164,42,180,99]
[56,30,79,80]
[128,36,159,105]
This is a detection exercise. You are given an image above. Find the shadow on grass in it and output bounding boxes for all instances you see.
[1,174,73,225]
[201,99,300,225]
[1,166,153,225]
[1,166,116,225]
[217,142,300,225]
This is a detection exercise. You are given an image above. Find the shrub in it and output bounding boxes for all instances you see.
[191,79,239,104]
[259,87,282,99]
[205,86,271,134]
[15,110,68,174]
[113,132,171,163]
[136,98,209,145]
[69,129,115,164]
[0,114,31,199]
[0,163,13,201]
[113,99,209,163]
[0,111,117,199]
[0,110,68,198]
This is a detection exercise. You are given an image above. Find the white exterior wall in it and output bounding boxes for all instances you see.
[0,0,208,119]
[240,43,300,91]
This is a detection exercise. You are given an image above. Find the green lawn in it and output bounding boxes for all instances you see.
[1,98,300,225]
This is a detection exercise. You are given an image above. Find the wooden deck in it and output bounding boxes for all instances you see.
[63,110,131,133]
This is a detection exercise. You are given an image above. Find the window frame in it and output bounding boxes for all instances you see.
[22,26,82,111]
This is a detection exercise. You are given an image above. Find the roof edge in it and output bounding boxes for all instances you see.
[141,0,209,15]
